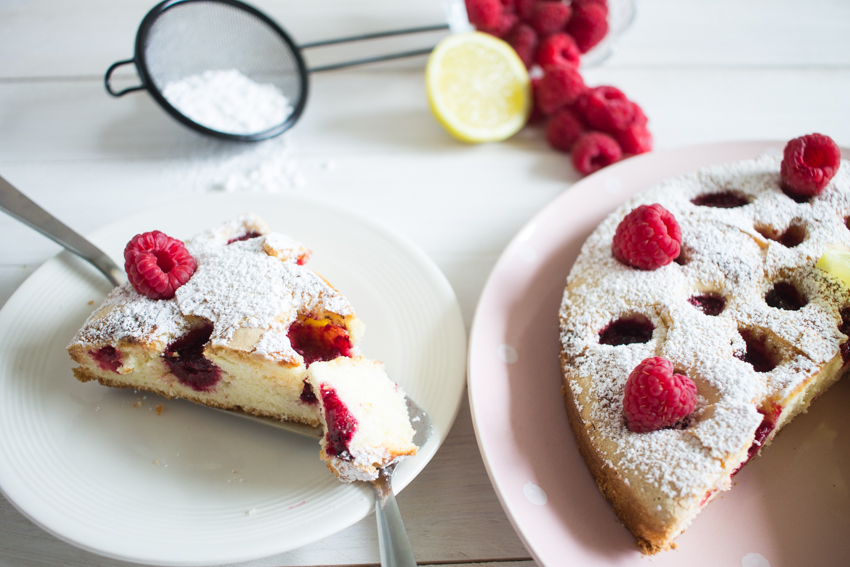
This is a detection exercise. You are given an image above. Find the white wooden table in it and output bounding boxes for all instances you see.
[1,1,849,566]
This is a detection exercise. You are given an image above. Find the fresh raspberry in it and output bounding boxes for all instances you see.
[780,133,842,199]
[536,32,581,68]
[612,203,682,270]
[629,101,648,127]
[536,64,586,115]
[582,86,636,134]
[506,23,539,68]
[515,0,538,21]
[498,0,516,10]
[526,77,546,124]
[623,357,697,433]
[465,0,502,29]
[530,2,571,37]
[124,230,196,299]
[481,11,520,38]
[573,0,608,14]
[546,107,586,152]
[616,123,653,155]
[571,131,622,175]
[565,2,609,53]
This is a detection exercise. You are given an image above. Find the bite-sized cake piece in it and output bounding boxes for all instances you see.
[559,135,849,553]
[68,214,364,427]
[306,357,417,482]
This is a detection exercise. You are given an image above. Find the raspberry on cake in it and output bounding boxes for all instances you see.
[611,203,682,270]
[306,357,417,482]
[622,357,697,433]
[780,133,842,200]
[559,141,850,553]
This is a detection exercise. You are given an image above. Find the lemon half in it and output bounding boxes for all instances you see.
[426,32,531,143]
[816,247,850,287]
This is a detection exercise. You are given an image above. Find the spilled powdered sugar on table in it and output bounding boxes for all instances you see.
[158,69,335,194]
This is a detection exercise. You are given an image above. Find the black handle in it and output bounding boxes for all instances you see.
[104,59,146,97]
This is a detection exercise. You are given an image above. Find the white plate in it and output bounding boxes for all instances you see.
[0,193,467,566]
[468,142,850,567]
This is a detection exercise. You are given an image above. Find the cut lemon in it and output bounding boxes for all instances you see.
[816,247,850,287]
[425,31,531,143]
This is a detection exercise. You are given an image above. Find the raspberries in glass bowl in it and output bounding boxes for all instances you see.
[465,0,651,177]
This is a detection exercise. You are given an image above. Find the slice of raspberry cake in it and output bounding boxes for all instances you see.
[68,214,364,428]
[306,357,417,482]
[559,134,849,553]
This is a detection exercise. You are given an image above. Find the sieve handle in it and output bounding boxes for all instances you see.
[104,59,146,97]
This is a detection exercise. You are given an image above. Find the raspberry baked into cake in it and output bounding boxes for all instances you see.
[558,134,848,553]
[68,214,416,481]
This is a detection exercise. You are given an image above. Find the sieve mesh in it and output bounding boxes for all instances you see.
[140,0,307,139]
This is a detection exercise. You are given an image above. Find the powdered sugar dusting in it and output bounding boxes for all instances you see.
[70,214,355,364]
[560,156,850,504]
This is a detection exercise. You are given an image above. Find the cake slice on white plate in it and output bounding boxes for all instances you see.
[68,214,415,481]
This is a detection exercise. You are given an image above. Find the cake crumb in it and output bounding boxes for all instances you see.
[156,404,164,415]
[246,508,256,516]
[154,459,160,465]
[88,300,94,305]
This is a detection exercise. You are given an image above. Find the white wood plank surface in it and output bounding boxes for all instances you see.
[1,0,849,565]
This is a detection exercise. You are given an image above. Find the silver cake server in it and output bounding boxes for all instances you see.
[0,172,429,567]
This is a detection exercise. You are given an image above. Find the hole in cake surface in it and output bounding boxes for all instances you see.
[287,318,353,366]
[691,191,750,208]
[735,329,779,373]
[226,231,263,245]
[300,380,318,405]
[755,222,806,248]
[765,282,807,311]
[91,345,123,373]
[782,188,812,204]
[599,315,654,346]
[320,385,357,460]
[674,246,692,266]
[688,293,726,316]
[163,324,222,392]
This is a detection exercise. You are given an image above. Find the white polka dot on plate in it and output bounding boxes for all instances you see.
[742,552,770,567]
[497,344,518,364]
[523,482,547,505]
[604,176,623,195]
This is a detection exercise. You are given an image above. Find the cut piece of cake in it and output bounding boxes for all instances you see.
[306,357,417,482]
[68,214,365,428]
[559,139,850,553]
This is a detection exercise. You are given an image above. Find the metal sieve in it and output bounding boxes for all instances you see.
[105,0,448,142]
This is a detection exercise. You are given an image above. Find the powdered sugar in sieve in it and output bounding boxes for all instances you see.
[162,69,293,135]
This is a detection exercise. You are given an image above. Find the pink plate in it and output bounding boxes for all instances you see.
[468,141,850,567]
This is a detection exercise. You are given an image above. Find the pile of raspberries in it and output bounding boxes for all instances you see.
[464,0,652,175]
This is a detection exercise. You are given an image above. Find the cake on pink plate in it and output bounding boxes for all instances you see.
[558,134,849,552]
